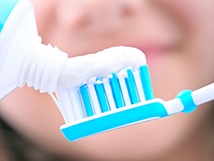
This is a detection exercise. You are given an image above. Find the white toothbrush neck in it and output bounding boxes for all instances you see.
[192,82,214,106]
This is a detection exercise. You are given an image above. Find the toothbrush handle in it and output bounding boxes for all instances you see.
[192,82,214,106]
[176,82,214,113]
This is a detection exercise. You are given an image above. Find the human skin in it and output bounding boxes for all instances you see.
[1,0,214,160]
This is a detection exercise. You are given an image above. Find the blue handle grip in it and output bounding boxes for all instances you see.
[176,90,197,113]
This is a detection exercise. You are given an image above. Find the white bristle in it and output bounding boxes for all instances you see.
[103,77,117,110]
[133,70,146,102]
[57,89,76,123]
[87,83,102,114]
[117,70,131,106]
[68,88,85,120]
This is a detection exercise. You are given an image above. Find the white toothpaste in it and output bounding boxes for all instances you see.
[58,46,146,89]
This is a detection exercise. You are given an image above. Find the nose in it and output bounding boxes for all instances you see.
[58,0,142,35]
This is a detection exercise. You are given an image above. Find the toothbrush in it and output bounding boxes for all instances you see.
[51,64,214,141]
[1,0,214,143]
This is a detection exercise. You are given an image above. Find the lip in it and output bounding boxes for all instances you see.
[125,41,175,54]
[137,45,170,54]
[124,42,175,65]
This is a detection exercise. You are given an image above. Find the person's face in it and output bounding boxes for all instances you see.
[1,0,214,160]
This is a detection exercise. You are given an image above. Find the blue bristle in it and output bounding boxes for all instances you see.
[94,78,110,112]
[109,73,125,108]
[79,84,94,116]
[125,69,140,104]
[139,66,154,100]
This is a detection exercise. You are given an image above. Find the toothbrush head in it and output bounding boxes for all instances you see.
[52,64,156,141]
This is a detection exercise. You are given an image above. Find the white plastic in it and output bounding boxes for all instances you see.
[0,0,68,100]
[163,82,214,115]
[191,82,214,105]
[164,98,184,115]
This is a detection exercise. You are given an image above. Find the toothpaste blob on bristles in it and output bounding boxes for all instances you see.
[58,46,146,89]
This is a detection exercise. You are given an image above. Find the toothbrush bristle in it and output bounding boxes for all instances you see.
[80,66,153,116]
[57,65,153,122]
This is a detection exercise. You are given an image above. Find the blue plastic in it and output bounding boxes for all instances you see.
[139,66,154,100]
[61,100,168,141]
[110,73,124,108]
[126,69,140,104]
[0,0,19,32]
[79,84,94,116]
[94,78,109,112]
[176,90,197,113]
